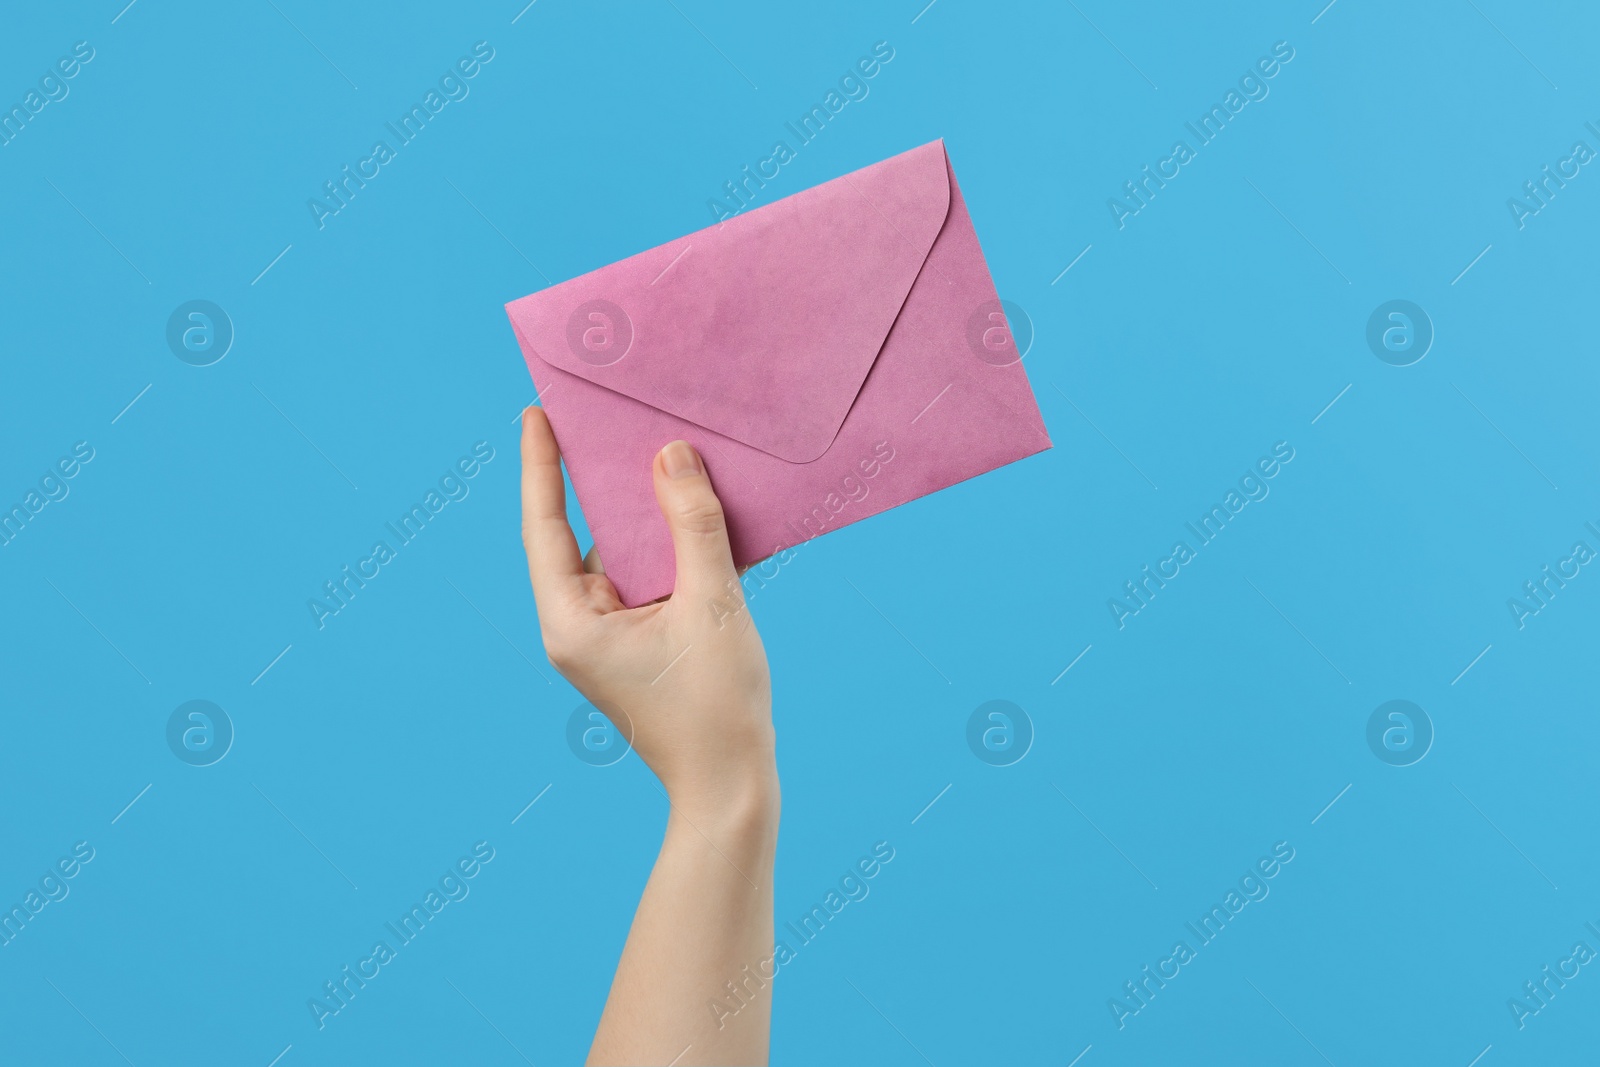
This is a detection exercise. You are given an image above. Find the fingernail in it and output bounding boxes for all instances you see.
[662,440,702,479]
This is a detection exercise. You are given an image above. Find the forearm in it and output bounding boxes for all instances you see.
[588,776,780,1066]
[522,416,780,1063]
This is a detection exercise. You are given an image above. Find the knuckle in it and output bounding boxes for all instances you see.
[673,495,726,536]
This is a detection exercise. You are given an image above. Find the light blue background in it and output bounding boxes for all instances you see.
[2,1,1597,1064]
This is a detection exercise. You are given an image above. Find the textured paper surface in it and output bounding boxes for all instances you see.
[506,140,1052,606]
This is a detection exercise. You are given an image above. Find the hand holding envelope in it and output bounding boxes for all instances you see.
[506,139,1051,607]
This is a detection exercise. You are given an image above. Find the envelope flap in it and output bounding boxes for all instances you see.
[505,141,952,463]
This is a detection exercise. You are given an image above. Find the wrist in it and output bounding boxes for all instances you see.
[666,761,780,844]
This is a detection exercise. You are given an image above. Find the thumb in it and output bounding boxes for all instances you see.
[653,440,738,598]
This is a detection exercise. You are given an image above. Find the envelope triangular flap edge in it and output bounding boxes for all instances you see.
[507,141,953,463]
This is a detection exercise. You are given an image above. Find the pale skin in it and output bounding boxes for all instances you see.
[519,406,778,1066]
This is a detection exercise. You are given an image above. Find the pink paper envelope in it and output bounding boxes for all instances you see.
[505,139,1051,606]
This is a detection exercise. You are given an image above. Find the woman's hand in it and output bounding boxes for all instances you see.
[519,405,776,825]
[521,405,780,1066]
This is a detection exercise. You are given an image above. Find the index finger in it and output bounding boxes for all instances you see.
[520,405,585,607]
